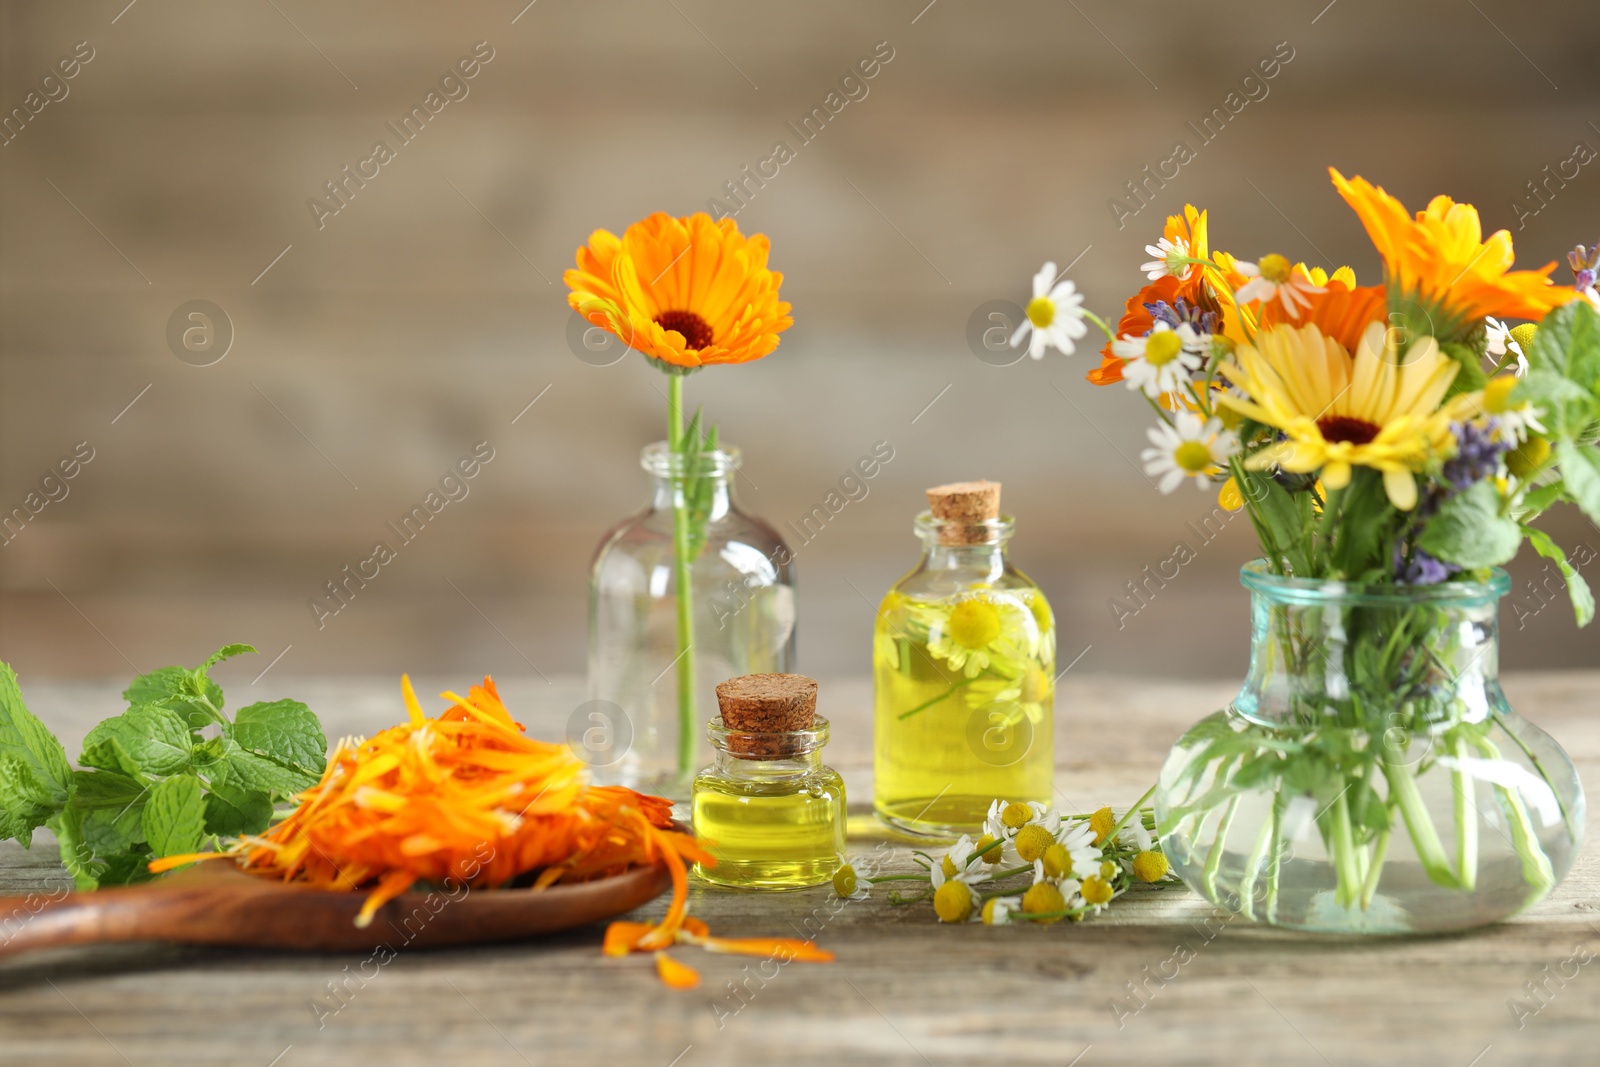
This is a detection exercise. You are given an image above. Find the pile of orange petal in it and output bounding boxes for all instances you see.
[151,674,833,987]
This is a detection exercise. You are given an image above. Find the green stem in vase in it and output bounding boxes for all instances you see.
[1236,798,1278,921]
[1202,794,1240,901]
[1360,825,1390,911]
[667,374,698,780]
[1472,735,1555,892]
[1383,757,1460,890]
[1451,734,1478,894]
[1326,787,1361,908]
[1264,792,1283,923]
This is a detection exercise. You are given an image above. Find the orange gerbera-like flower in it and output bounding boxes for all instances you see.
[565,212,792,370]
[1329,168,1574,334]
[1258,268,1386,355]
[1088,275,1182,385]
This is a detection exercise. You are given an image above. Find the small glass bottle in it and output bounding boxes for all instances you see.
[692,674,846,890]
[874,481,1055,838]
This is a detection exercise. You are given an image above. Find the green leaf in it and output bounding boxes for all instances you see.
[1520,482,1566,517]
[217,740,318,796]
[232,700,326,782]
[201,769,273,837]
[1439,341,1488,400]
[71,771,150,856]
[200,644,257,671]
[1417,481,1522,568]
[123,666,225,730]
[1513,370,1595,438]
[1529,300,1600,386]
[142,775,206,859]
[49,805,98,890]
[1525,526,1596,627]
[80,704,193,777]
[1556,440,1600,526]
[0,661,71,810]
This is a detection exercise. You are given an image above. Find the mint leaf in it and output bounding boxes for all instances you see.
[0,757,60,844]
[1557,440,1600,526]
[201,644,257,671]
[123,666,225,730]
[71,770,149,855]
[233,700,326,782]
[202,767,273,837]
[1526,526,1596,627]
[1439,340,1488,399]
[49,805,98,890]
[1530,300,1600,385]
[142,775,206,859]
[80,704,193,777]
[1418,481,1521,568]
[0,662,71,808]
[218,740,318,796]
[1513,369,1595,438]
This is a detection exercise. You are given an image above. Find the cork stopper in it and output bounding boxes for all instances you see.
[926,480,1001,545]
[715,673,818,758]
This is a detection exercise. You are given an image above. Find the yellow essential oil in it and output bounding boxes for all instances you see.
[873,491,1055,838]
[692,676,844,890]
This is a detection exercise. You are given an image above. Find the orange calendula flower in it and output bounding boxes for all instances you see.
[564,211,793,370]
[1329,168,1574,334]
[1089,275,1183,386]
[1258,269,1386,355]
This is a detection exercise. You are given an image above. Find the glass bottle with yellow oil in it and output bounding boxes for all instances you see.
[692,673,846,889]
[874,481,1055,837]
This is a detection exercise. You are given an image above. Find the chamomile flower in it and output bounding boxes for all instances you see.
[1113,322,1207,400]
[963,666,1052,727]
[1234,254,1325,318]
[1055,822,1103,879]
[832,854,869,899]
[931,835,988,887]
[1010,262,1089,360]
[1141,412,1240,494]
[925,594,1032,678]
[1142,235,1195,283]
[1484,316,1529,376]
[981,895,1023,925]
[1473,375,1546,447]
[984,799,1059,841]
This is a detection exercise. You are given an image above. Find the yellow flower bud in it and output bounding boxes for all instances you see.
[1507,437,1551,480]
[1041,843,1073,880]
[1022,882,1066,924]
[1132,851,1171,883]
[833,863,858,897]
[1088,807,1116,845]
[933,880,974,923]
[1015,824,1054,863]
[1081,875,1115,905]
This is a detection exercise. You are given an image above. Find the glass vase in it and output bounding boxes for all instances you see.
[873,512,1055,838]
[587,443,795,799]
[1155,560,1584,934]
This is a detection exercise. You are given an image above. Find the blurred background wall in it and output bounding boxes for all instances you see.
[2,0,1598,686]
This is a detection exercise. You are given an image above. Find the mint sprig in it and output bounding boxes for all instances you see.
[0,646,327,889]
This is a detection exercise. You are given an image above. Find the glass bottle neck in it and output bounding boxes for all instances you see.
[914,512,1014,577]
[641,442,738,520]
[650,475,732,518]
[710,747,824,778]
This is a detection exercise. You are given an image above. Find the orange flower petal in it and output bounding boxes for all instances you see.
[655,951,700,990]
[603,921,653,957]
[698,936,836,963]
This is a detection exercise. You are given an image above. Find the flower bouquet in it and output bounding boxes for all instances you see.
[1017,169,1597,932]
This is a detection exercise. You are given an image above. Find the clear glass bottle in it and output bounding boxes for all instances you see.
[588,443,796,799]
[1155,561,1584,933]
[873,505,1056,838]
[692,715,846,890]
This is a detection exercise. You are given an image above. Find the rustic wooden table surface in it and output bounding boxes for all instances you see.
[2,673,1597,1066]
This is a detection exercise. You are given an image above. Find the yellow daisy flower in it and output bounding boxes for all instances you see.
[1216,320,1459,510]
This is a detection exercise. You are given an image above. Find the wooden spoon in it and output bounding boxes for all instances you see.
[0,860,671,959]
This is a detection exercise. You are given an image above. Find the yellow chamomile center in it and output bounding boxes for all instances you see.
[1483,375,1518,415]
[1027,592,1052,632]
[1001,801,1035,830]
[941,854,958,878]
[1088,807,1116,844]
[1174,440,1214,474]
[833,863,858,897]
[948,599,1003,650]
[981,898,1008,925]
[1132,851,1170,883]
[1025,295,1055,329]
[1022,882,1066,924]
[1507,437,1551,479]
[975,833,1004,865]
[1257,253,1292,284]
[1041,843,1073,880]
[1014,824,1054,863]
[933,880,974,923]
[1144,329,1184,367]
[1081,875,1115,905]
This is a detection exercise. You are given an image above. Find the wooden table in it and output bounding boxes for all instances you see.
[3,673,1598,1065]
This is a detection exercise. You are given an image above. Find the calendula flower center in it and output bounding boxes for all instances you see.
[1025,295,1055,329]
[1144,330,1184,367]
[1317,415,1382,445]
[655,309,714,351]
[948,600,1002,650]
[1257,253,1292,284]
[1173,441,1214,473]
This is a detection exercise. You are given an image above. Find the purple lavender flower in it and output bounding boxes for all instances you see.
[1144,297,1218,337]
[1570,241,1599,297]
[1394,542,1459,586]
[1441,420,1507,490]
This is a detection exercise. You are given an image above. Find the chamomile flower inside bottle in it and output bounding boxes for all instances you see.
[873,481,1055,837]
